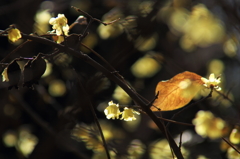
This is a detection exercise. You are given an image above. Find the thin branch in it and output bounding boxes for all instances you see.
[71,6,120,26]
[72,6,94,19]
[0,40,30,64]
[166,88,213,128]
[215,90,234,104]
[80,42,116,71]
[147,91,159,107]
[222,137,240,154]
[71,6,94,42]
[158,116,194,127]
[72,67,111,159]
[61,27,67,47]
[10,90,89,159]
[10,90,55,136]
[80,42,150,105]
[71,6,120,48]
[90,102,111,159]
[93,18,120,26]
[179,132,183,152]
[19,33,184,159]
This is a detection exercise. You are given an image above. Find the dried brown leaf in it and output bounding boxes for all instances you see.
[152,71,204,111]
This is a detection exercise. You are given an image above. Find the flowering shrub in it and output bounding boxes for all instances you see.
[0,2,239,159]
[104,101,139,121]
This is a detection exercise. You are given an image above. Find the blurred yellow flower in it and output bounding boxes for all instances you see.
[128,139,145,158]
[92,150,116,159]
[163,4,225,51]
[150,139,189,158]
[48,79,66,97]
[201,73,221,91]
[49,14,69,36]
[3,131,17,147]
[131,54,161,78]
[227,147,240,159]
[8,28,21,42]
[182,4,225,48]
[121,107,140,121]
[229,127,240,144]
[34,10,52,34]
[192,111,226,139]
[104,101,121,119]
[223,37,238,57]
[113,85,131,104]
[17,127,38,157]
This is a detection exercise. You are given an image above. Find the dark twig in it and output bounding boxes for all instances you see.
[80,42,116,71]
[61,27,67,47]
[166,88,213,128]
[226,85,234,97]
[148,91,159,107]
[72,67,111,159]
[222,137,240,154]
[19,32,184,159]
[71,6,94,43]
[72,6,120,47]
[80,42,149,105]
[179,132,183,152]
[215,90,234,104]
[0,40,30,64]
[89,102,111,159]
[10,90,89,159]
[71,6,120,26]
[158,116,194,127]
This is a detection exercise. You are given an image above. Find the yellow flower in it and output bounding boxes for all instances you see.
[227,147,240,159]
[121,107,140,121]
[192,111,226,139]
[201,73,221,91]
[229,127,240,144]
[49,14,69,36]
[104,101,121,119]
[8,28,21,42]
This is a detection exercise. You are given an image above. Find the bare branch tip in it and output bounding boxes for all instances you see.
[103,18,121,25]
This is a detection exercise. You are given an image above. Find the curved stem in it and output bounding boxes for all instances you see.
[20,33,184,159]
[72,68,111,159]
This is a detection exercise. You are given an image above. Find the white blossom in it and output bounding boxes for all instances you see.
[104,101,121,119]
[201,73,221,91]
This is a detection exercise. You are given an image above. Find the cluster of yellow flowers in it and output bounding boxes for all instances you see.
[49,14,69,43]
[180,4,225,50]
[7,14,70,44]
[161,3,225,52]
[104,101,140,121]
[192,110,227,139]
[201,73,221,91]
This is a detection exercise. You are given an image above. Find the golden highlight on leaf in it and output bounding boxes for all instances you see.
[152,71,204,111]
